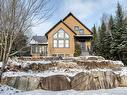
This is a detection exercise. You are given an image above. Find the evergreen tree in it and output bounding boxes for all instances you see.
[108,16,118,60]
[110,3,126,61]
[108,15,115,40]
[92,2,127,64]
[91,25,98,55]
[98,20,106,57]
[92,25,97,41]
[98,20,112,59]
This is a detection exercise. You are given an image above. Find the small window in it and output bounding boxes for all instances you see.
[74,26,79,31]
[58,30,64,38]
[58,40,64,47]
[65,54,70,57]
[79,29,84,35]
[52,54,57,56]
[65,40,69,48]
[53,40,57,47]
[39,46,42,53]
[35,46,38,53]
[58,54,64,57]
[65,33,69,39]
[53,33,57,39]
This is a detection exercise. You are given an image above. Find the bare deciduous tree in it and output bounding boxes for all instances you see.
[0,0,54,79]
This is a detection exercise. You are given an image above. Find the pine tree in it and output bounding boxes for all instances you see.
[98,19,112,59]
[110,3,126,61]
[93,2,127,65]
[108,16,115,40]
[91,25,98,55]
[108,16,118,60]
[92,25,97,41]
[98,20,106,57]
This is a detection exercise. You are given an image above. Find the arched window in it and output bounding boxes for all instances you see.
[53,29,69,48]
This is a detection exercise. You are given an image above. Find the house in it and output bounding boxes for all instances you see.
[30,13,93,57]
[45,13,93,57]
[30,36,48,57]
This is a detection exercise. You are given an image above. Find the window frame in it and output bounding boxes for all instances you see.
[79,29,84,35]
[53,29,70,48]
[74,26,79,31]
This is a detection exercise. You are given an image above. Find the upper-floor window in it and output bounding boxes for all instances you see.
[74,26,84,35]
[74,26,79,31]
[53,29,69,48]
[79,29,84,35]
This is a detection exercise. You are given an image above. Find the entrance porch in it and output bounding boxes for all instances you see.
[75,35,92,56]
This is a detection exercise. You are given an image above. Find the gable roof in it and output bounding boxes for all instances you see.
[45,20,76,37]
[63,13,93,35]
[30,36,47,44]
[45,13,93,37]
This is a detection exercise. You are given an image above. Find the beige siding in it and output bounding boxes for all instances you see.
[48,22,75,56]
[64,15,91,35]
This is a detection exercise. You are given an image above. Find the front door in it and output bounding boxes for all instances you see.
[80,42,89,56]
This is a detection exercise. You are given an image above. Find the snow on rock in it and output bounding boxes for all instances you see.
[25,60,51,64]
[2,68,113,78]
[80,56,105,60]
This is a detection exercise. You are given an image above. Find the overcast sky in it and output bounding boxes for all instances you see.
[32,0,127,36]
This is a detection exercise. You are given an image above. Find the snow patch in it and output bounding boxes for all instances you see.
[0,85,127,95]
[2,68,113,78]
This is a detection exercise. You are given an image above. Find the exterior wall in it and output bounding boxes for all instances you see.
[64,15,91,35]
[48,22,75,57]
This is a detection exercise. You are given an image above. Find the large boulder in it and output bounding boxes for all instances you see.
[119,75,127,87]
[17,76,40,91]
[92,71,119,89]
[1,76,40,91]
[71,71,119,90]
[17,77,28,90]
[1,77,18,87]
[27,76,40,90]
[40,75,71,91]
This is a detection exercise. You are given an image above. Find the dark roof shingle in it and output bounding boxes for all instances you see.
[32,36,47,43]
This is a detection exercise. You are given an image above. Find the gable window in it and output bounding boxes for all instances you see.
[74,26,79,31]
[79,29,84,35]
[53,29,70,48]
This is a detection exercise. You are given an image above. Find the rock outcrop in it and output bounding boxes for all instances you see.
[77,60,123,69]
[2,76,40,91]
[2,71,127,91]
[40,75,71,91]
[29,63,57,71]
[71,71,119,90]
[119,75,127,87]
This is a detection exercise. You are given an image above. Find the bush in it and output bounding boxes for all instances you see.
[74,43,81,57]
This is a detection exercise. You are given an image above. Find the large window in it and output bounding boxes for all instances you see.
[32,45,47,55]
[53,29,70,48]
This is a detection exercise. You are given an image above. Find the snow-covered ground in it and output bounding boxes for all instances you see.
[0,85,127,95]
